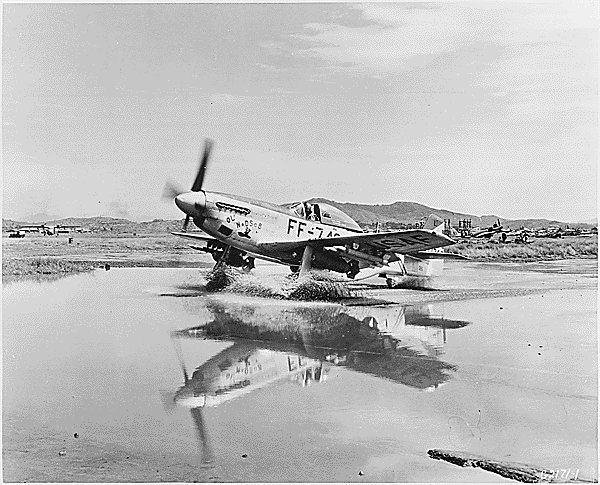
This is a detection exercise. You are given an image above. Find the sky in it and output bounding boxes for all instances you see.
[2,1,597,222]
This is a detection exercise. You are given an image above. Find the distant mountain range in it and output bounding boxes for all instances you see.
[308,199,592,230]
[3,199,596,233]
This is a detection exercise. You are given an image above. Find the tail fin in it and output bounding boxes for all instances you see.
[424,214,444,235]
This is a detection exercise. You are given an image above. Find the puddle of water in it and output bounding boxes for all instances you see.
[2,263,597,482]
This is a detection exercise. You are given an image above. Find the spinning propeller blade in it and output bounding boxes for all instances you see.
[163,138,213,232]
[169,333,214,466]
[159,390,177,414]
[191,139,213,192]
[162,180,185,200]
[191,407,214,466]
[171,336,190,383]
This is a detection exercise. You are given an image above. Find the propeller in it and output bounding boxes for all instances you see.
[163,138,214,231]
[191,407,214,466]
[191,139,213,193]
[169,333,214,466]
[160,336,190,414]
[162,180,185,201]
[183,215,191,232]
[159,390,177,413]
[172,335,190,384]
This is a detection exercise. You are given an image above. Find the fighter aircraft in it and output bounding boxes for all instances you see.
[164,140,456,284]
[470,219,505,240]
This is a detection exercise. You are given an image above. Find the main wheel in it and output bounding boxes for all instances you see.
[242,257,255,272]
[346,260,360,279]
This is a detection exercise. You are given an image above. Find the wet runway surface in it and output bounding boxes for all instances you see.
[2,260,597,482]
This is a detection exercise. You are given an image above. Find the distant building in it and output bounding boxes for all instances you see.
[18,224,90,235]
[56,225,85,233]
[18,225,45,233]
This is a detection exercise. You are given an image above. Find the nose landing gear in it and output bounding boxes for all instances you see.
[212,246,255,272]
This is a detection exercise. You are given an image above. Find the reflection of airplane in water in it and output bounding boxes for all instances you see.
[166,301,470,463]
[171,301,471,400]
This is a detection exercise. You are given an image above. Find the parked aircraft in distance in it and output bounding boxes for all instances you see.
[470,219,505,240]
[164,140,456,286]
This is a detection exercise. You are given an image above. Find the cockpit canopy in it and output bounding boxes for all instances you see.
[286,201,362,232]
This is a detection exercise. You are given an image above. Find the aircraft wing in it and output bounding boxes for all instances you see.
[172,231,219,243]
[173,231,285,265]
[259,230,454,255]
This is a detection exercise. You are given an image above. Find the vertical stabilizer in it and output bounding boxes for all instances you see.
[424,214,445,235]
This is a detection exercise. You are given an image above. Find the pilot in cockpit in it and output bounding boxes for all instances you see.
[304,202,313,220]
[291,201,322,223]
[304,202,322,223]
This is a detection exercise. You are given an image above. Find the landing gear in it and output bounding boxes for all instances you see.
[213,246,231,271]
[346,260,360,279]
[242,257,255,272]
[212,246,254,271]
[386,277,406,289]
[385,264,408,289]
[298,245,314,278]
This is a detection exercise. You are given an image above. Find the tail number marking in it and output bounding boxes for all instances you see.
[287,218,339,238]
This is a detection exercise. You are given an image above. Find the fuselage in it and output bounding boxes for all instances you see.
[175,190,363,266]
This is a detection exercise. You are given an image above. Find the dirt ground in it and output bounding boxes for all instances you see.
[3,233,597,276]
[2,233,214,270]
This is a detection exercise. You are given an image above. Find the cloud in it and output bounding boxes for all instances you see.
[288,4,494,76]
[471,2,597,124]
[269,2,596,87]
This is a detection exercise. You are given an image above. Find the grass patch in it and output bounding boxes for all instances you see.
[446,236,597,262]
[3,257,95,278]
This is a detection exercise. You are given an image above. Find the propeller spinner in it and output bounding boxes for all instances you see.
[163,139,213,231]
